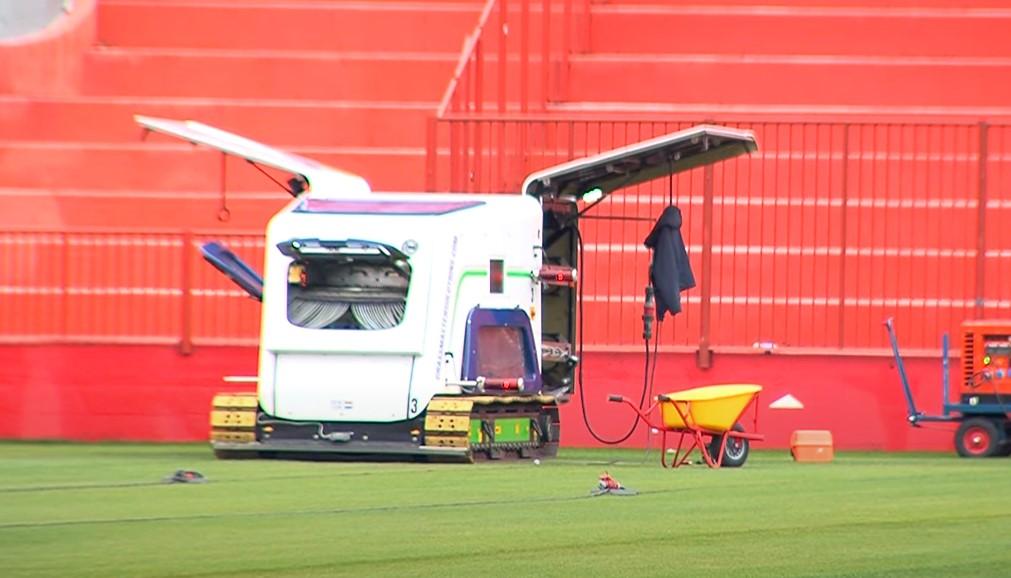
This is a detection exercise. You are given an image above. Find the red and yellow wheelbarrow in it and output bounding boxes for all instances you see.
[608,384,765,468]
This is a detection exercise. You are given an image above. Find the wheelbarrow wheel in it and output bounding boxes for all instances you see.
[708,423,749,468]
[954,418,1001,458]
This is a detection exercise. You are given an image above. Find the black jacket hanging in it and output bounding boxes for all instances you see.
[643,206,695,320]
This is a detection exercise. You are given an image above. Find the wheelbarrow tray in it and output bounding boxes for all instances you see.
[660,384,763,432]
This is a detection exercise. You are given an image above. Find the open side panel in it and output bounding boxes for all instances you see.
[201,241,263,302]
[134,115,371,197]
[521,124,757,201]
[524,125,758,396]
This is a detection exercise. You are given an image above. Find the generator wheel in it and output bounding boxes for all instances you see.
[708,423,749,468]
[955,418,1001,458]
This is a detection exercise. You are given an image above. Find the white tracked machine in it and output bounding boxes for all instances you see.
[136,116,756,461]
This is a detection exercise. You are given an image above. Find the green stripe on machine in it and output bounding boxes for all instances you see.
[493,418,532,443]
[469,419,484,444]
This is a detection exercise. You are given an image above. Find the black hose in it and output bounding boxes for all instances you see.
[573,226,654,445]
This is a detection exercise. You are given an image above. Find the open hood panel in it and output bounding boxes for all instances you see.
[201,241,264,302]
[276,238,409,263]
[521,124,757,200]
[135,115,371,197]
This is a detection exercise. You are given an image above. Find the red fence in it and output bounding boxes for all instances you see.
[0,229,262,349]
[422,117,1011,356]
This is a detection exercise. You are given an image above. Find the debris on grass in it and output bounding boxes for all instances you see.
[163,470,207,484]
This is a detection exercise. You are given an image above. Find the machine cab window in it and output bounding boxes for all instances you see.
[278,238,411,330]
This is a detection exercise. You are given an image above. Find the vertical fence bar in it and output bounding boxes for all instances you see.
[497,0,507,190]
[449,89,460,191]
[474,41,485,192]
[474,120,485,192]
[496,120,506,192]
[975,121,989,317]
[462,61,472,191]
[837,124,850,348]
[60,232,70,337]
[698,160,715,369]
[519,120,529,185]
[475,38,484,115]
[425,116,438,192]
[179,231,193,355]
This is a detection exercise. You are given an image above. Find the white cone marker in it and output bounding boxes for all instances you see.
[769,394,804,410]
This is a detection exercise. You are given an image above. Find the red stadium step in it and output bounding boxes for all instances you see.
[97,0,481,52]
[564,54,1011,107]
[0,142,432,193]
[80,48,456,100]
[0,96,436,147]
[589,5,1011,57]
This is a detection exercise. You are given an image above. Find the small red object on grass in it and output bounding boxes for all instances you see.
[591,471,638,496]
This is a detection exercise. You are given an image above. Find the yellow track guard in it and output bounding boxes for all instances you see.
[210,392,257,445]
[424,398,474,449]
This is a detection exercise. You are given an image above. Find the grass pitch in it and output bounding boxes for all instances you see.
[1,443,1010,577]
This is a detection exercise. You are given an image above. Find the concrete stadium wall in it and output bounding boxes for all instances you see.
[0,0,66,39]
[0,0,95,94]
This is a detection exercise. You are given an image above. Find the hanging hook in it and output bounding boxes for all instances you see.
[218,151,231,222]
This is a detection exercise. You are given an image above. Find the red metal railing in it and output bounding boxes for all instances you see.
[0,228,263,351]
[425,0,591,192]
[420,115,1011,356]
[2,116,1009,357]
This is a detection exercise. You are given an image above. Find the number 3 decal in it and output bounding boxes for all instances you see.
[410,398,418,414]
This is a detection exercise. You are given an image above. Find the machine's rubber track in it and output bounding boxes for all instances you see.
[423,395,561,461]
[209,392,560,462]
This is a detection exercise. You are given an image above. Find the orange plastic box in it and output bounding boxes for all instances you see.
[790,430,834,463]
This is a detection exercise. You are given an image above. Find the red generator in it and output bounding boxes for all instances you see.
[887,319,1011,457]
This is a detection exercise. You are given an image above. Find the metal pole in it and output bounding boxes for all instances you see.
[179,231,193,356]
[975,121,989,318]
[425,116,437,192]
[474,41,485,191]
[61,232,70,337]
[698,159,715,369]
[838,124,850,348]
